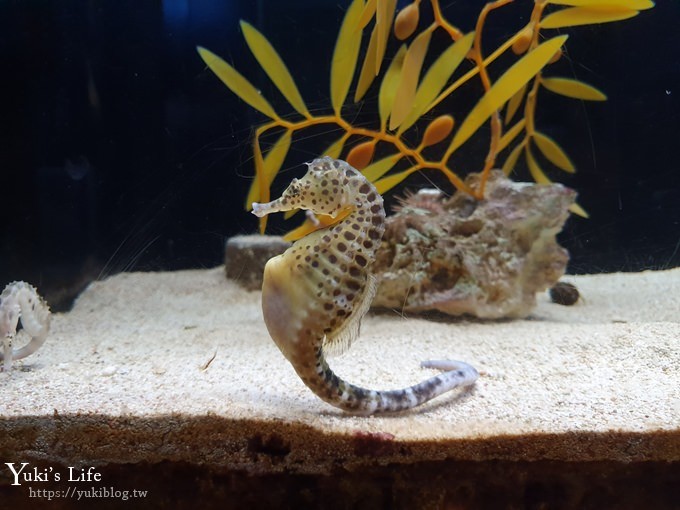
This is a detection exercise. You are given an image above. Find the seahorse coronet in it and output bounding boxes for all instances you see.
[254,156,478,414]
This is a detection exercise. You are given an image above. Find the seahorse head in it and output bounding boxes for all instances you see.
[253,156,353,218]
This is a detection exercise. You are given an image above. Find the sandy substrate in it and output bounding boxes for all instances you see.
[1,266,678,472]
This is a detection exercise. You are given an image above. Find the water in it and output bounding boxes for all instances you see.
[0,0,677,311]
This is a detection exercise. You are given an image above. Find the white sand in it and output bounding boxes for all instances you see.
[1,267,678,469]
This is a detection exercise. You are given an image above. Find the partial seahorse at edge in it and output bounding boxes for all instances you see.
[252,156,478,414]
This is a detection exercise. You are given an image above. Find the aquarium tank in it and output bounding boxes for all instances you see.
[1,0,678,508]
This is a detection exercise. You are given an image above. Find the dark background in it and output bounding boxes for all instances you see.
[1,0,678,309]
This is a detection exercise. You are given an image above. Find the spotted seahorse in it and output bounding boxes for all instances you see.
[252,156,478,414]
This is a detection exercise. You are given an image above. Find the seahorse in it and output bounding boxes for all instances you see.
[252,157,478,414]
[0,281,51,371]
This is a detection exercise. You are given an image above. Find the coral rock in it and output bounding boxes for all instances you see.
[372,170,576,319]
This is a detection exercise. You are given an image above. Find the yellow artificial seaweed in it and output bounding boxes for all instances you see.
[502,140,525,175]
[547,0,654,9]
[240,22,310,118]
[355,0,397,101]
[498,118,526,153]
[398,31,475,134]
[197,46,278,120]
[541,77,607,101]
[330,0,365,115]
[361,154,403,182]
[199,0,653,232]
[378,44,406,131]
[389,28,433,130]
[505,84,527,125]
[246,130,292,208]
[533,132,575,173]
[448,35,568,154]
[541,7,639,28]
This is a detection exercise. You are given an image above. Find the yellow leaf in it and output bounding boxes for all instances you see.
[398,31,474,134]
[533,132,575,173]
[541,77,607,101]
[252,138,269,234]
[569,202,589,218]
[525,145,552,184]
[375,0,397,75]
[197,46,278,120]
[505,83,527,125]
[374,166,419,194]
[358,0,377,29]
[448,35,568,154]
[240,22,309,118]
[547,0,654,9]
[361,153,402,182]
[389,28,432,130]
[323,134,349,159]
[378,45,407,131]
[498,118,526,153]
[541,7,639,29]
[264,131,292,186]
[246,130,292,209]
[502,141,525,175]
[355,22,380,102]
[331,0,365,115]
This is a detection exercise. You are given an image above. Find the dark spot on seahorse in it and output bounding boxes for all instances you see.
[343,231,356,241]
[332,188,338,194]
[323,235,331,244]
[346,293,355,301]
[332,179,339,185]
[370,204,381,213]
[363,240,374,249]
[324,303,334,310]
[305,255,311,262]
[366,192,376,202]
[322,268,330,275]
[349,266,361,278]
[368,229,380,240]
[336,309,346,317]
[345,169,357,177]
[355,254,367,267]
[352,223,360,230]
[359,183,371,194]
[322,189,329,195]
[329,254,338,264]
[337,242,347,252]
[333,289,341,296]
[332,160,341,168]
[314,245,320,252]
[312,260,319,268]
[346,280,361,291]
[321,179,328,187]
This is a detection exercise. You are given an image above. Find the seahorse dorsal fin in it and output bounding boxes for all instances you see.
[323,274,377,357]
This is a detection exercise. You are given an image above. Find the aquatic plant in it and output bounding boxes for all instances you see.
[197,0,654,237]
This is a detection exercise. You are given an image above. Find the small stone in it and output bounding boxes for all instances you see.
[224,235,291,291]
[549,281,580,306]
[102,365,118,376]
